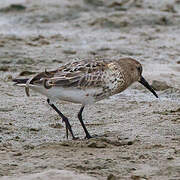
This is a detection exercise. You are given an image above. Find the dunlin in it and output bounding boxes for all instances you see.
[13,58,158,139]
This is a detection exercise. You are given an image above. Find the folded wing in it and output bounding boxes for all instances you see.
[31,59,109,89]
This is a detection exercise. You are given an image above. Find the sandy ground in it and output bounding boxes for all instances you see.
[0,0,180,179]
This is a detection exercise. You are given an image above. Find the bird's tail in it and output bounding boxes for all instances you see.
[13,78,31,96]
[12,78,29,86]
[13,69,55,97]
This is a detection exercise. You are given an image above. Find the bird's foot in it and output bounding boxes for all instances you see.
[72,136,79,140]
[84,134,100,139]
[65,127,78,140]
[84,134,93,139]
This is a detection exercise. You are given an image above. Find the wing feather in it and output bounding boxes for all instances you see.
[30,59,109,89]
[48,59,108,88]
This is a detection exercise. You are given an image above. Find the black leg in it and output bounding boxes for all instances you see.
[77,106,92,139]
[47,99,77,140]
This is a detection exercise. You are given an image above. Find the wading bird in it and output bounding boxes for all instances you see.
[13,58,158,139]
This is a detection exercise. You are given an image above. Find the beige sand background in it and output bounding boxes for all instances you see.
[0,0,180,179]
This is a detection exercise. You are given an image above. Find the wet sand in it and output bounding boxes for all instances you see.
[0,0,180,179]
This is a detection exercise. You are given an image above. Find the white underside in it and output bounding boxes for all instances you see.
[20,84,101,105]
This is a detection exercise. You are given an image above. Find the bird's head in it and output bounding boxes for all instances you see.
[120,58,158,98]
[133,60,158,98]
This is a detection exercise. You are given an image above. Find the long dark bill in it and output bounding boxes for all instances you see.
[139,76,158,98]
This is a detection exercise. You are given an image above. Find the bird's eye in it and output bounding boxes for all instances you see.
[137,66,142,73]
